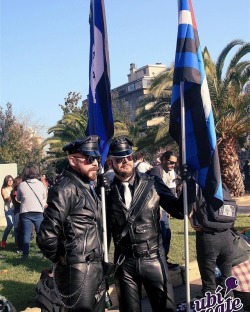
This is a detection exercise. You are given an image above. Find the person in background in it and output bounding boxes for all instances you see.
[151,151,178,197]
[155,157,161,166]
[134,151,152,173]
[1,175,14,249]
[10,176,23,252]
[17,165,47,259]
[41,174,49,190]
[101,136,195,312]
[243,160,250,193]
[150,151,179,269]
[189,184,235,297]
[104,158,115,182]
[37,136,106,312]
[40,174,49,209]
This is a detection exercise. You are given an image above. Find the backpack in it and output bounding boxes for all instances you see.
[195,184,237,230]
[36,269,64,312]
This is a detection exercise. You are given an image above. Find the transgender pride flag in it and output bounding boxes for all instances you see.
[170,0,223,207]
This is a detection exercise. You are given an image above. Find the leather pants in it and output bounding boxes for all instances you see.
[55,262,105,312]
[196,229,234,296]
[115,250,176,312]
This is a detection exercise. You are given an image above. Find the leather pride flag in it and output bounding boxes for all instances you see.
[169,0,223,207]
[86,0,114,166]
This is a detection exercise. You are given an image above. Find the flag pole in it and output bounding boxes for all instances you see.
[86,0,114,263]
[100,167,109,262]
[180,81,191,312]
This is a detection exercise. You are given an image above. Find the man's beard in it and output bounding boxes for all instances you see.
[113,166,134,180]
[88,170,98,181]
[77,167,98,181]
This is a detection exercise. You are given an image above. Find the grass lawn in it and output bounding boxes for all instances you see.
[0,214,249,310]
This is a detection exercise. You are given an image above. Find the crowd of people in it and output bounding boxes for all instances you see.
[1,135,250,312]
[1,166,48,259]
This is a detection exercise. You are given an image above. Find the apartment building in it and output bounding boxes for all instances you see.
[112,63,167,120]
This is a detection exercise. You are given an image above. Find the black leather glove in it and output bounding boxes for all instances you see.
[179,164,197,204]
[97,173,111,192]
[180,164,193,181]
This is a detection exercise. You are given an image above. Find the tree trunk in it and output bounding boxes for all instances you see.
[218,137,245,196]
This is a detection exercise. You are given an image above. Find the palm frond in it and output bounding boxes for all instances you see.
[216,39,244,81]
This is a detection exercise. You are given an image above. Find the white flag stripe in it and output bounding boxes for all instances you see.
[90,26,104,104]
[201,76,212,120]
[179,10,192,26]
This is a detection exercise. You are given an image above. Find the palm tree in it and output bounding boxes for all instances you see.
[135,40,250,195]
[134,66,177,155]
[43,112,88,161]
[204,40,250,196]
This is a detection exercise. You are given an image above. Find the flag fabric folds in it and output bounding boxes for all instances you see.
[86,0,114,166]
[170,0,223,207]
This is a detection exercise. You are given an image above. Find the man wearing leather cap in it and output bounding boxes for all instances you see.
[37,135,106,312]
[103,136,195,312]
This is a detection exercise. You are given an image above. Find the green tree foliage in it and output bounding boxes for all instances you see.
[204,40,250,195]
[59,91,86,115]
[134,66,177,156]
[42,92,88,175]
[0,103,43,174]
[111,91,135,138]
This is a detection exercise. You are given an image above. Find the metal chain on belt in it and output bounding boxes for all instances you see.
[52,262,90,309]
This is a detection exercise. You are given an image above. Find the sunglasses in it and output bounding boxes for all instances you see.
[113,155,133,164]
[167,160,176,165]
[73,155,101,164]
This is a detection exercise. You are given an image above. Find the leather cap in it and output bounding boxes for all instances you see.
[62,135,101,156]
[108,136,133,157]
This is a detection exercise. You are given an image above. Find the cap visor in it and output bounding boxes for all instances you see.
[110,149,133,157]
[82,150,101,157]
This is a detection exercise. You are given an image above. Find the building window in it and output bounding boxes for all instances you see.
[135,81,142,89]
[142,79,152,88]
[128,84,135,92]
[118,89,127,96]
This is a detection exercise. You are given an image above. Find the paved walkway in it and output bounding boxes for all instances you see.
[234,194,250,214]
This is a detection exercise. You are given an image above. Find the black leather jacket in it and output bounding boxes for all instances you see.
[106,170,184,259]
[37,168,103,264]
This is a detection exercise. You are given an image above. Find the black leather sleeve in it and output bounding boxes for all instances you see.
[153,175,184,219]
[36,184,73,262]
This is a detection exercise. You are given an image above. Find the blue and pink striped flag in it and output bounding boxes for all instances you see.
[170,0,223,207]
[86,0,114,166]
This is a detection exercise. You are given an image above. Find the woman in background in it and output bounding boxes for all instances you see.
[17,165,47,259]
[11,176,23,252]
[1,175,14,248]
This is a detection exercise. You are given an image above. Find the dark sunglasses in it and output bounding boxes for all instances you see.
[167,160,176,165]
[73,155,101,164]
[113,155,133,164]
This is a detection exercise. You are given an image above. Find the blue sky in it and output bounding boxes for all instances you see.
[1,0,249,137]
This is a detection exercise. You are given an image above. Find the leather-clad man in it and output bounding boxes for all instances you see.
[37,135,105,312]
[104,136,195,312]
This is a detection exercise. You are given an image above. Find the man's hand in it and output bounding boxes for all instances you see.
[180,164,193,181]
[179,165,197,204]
[97,173,110,192]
